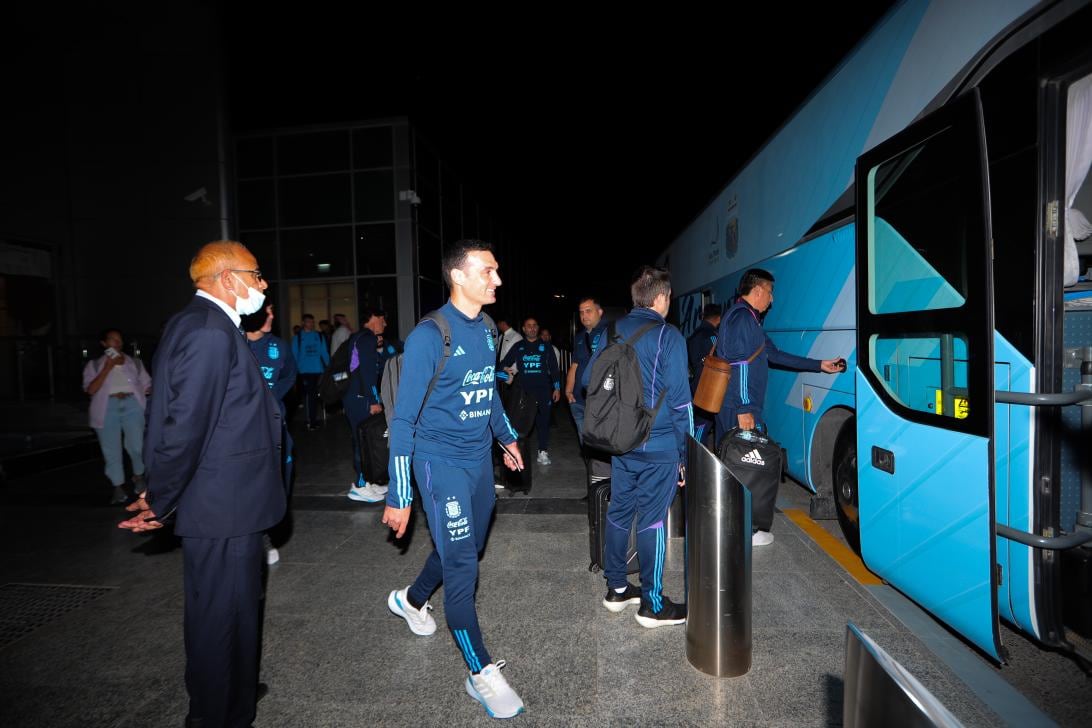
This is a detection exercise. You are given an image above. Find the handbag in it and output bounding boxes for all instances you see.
[693,342,764,413]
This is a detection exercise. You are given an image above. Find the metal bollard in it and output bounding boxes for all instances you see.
[685,435,751,677]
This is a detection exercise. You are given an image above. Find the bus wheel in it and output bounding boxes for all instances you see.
[833,419,861,554]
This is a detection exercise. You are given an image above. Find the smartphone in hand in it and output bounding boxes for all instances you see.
[104,347,120,359]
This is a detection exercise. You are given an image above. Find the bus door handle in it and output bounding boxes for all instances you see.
[996,524,1092,550]
[994,390,1092,406]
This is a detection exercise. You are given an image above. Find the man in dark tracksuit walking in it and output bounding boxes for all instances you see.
[499,317,561,465]
[715,268,843,545]
[686,303,721,446]
[345,308,389,503]
[382,239,526,720]
[599,266,694,628]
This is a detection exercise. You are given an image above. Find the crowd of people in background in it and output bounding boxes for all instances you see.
[84,237,842,724]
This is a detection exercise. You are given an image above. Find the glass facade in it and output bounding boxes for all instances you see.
[234,118,527,340]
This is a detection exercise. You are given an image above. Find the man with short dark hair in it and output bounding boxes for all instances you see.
[565,296,607,439]
[597,266,693,628]
[292,313,330,430]
[345,307,389,503]
[716,268,843,545]
[382,239,527,719]
[687,303,722,445]
[499,316,561,465]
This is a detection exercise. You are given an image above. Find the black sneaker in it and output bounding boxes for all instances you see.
[635,597,687,628]
[602,583,642,613]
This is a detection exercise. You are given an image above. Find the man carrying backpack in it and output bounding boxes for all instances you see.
[292,313,330,430]
[588,265,693,628]
[344,307,389,503]
[381,239,527,720]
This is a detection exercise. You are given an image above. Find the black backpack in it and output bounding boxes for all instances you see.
[581,321,665,455]
[379,311,497,427]
[318,332,364,402]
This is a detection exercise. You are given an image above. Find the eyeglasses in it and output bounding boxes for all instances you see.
[228,269,264,282]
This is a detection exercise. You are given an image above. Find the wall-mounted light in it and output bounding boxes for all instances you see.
[317,263,331,273]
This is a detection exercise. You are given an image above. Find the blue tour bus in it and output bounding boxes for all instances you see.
[659,0,1092,661]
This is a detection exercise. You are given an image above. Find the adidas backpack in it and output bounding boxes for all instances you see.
[581,321,666,455]
[380,310,496,428]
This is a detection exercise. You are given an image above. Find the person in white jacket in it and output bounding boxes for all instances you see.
[82,328,152,504]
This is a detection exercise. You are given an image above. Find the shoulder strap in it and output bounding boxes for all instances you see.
[415,310,452,421]
[481,312,497,341]
[626,321,662,346]
[746,341,766,363]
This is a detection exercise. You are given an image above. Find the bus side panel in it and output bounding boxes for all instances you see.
[857,371,1000,659]
[766,329,856,486]
[994,332,1037,638]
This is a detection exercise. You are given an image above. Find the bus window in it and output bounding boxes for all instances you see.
[870,333,970,420]
[867,124,978,316]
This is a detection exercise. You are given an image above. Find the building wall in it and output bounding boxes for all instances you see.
[0,4,227,399]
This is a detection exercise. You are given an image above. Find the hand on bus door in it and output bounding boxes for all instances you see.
[820,358,847,373]
[737,413,755,431]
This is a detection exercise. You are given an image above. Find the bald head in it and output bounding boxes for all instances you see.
[188,240,267,311]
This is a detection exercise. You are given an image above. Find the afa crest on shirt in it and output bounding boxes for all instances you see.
[538,344,545,353]
[267,342,280,360]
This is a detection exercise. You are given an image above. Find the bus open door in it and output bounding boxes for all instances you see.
[853,90,1003,660]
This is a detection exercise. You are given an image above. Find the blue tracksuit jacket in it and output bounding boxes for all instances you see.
[499,338,560,392]
[247,334,297,409]
[291,329,330,374]
[716,299,821,420]
[593,307,693,462]
[346,330,380,407]
[571,320,608,402]
[387,302,519,508]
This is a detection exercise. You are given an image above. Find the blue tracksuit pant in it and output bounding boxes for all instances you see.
[605,455,679,612]
[528,386,553,451]
[344,396,371,486]
[408,456,495,671]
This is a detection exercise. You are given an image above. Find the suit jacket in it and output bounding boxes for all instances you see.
[144,296,286,538]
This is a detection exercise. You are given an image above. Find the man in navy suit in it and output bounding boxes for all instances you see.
[120,240,286,728]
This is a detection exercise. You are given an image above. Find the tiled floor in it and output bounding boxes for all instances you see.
[0,405,1062,726]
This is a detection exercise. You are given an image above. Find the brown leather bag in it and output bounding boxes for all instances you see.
[693,342,765,413]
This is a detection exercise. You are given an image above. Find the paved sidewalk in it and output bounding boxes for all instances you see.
[0,406,1059,726]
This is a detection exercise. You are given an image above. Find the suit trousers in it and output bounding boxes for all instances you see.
[183,532,264,728]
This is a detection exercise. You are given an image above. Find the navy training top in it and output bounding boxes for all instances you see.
[387,301,519,508]
[499,338,560,392]
[571,320,608,402]
[686,319,718,395]
[715,299,821,419]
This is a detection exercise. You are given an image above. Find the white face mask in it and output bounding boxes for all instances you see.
[231,273,266,316]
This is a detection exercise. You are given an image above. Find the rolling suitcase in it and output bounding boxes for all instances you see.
[357,412,390,486]
[588,478,639,574]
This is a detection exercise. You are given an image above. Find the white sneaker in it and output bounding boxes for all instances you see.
[537,450,551,465]
[465,660,525,719]
[387,586,436,636]
[752,530,775,546]
[495,482,505,490]
[347,482,389,503]
[266,547,280,565]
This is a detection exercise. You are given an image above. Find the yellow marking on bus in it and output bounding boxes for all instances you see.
[783,509,883,586]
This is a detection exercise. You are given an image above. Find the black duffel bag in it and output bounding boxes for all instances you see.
[716,427,783,532]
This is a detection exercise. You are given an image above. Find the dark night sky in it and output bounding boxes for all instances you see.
[225,5,897,306]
